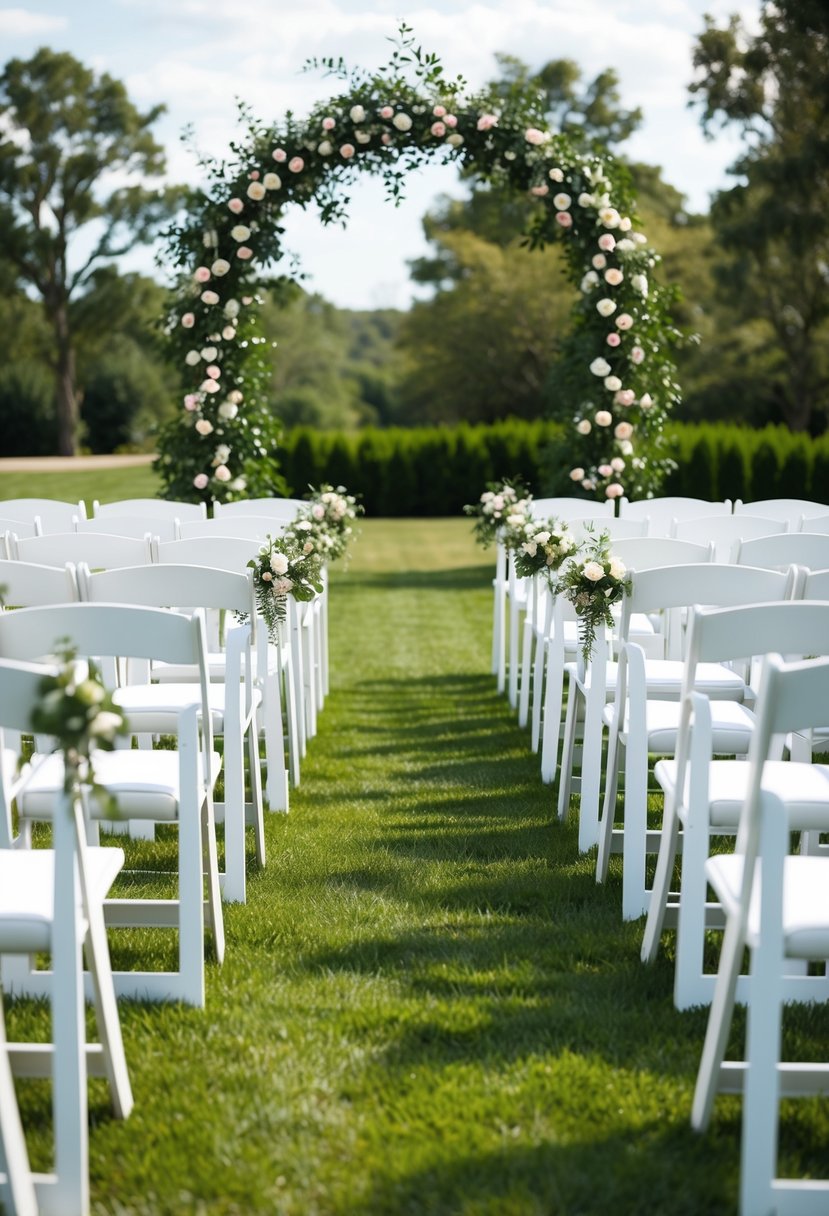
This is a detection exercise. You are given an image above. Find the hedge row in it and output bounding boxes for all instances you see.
[278,420,829,517]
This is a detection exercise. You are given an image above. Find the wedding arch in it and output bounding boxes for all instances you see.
[155,28,680,505]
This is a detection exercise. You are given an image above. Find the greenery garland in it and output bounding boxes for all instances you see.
[156,26,680,506]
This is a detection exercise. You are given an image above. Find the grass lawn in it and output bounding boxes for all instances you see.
[5,514,829,1214]
[0,463,161,511]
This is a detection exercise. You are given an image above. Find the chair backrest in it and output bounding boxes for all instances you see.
[0,558,78,607]
[528,497,614,522]
[798,512,829,534]
[74,516,179,542]
[619,497,731,536]
[798,567,829,601]
[611,536,714,570]
[673,514,787,561]
[154,535,260,573]
[78,562,255,619]
[733,498,827,523]
[212,497,304,520]
[685,599,829,678]
[734,532,829,572]
[0,498,85,529]
[14,532,153,570]
[0,657,62,847]
[177,516,284,542]
[570,516,648,543]
[93,497,207,521]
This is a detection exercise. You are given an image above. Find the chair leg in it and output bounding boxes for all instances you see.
[247,710,266,868]
[0,1007,38,1216]
[82,901,133,1120]
[621,737,650,920]
[556,681,579,823]
[596,727,622,884]
[540,646,565,785]
[577,689,604,854]
[691,913,746,1131]
[518,617,534,729]
[640,794,681,965]
[221,724,247,905]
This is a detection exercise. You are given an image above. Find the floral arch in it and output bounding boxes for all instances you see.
[155,29,680,505]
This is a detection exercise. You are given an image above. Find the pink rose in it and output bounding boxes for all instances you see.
[614,421,633,439]
[614,389,636,407]
[631,346,645,364]
[288,157,304,173]
[237,246,253,260]
[312,503,325,520]
[530,184,549,196]
[379,105,394,119]
[195,418,214,435]
[322,116,336,131]
[381,133,392,145]
[201,380,220,394]
[183,394,198,411]
[595,410,613,427]
[340,143,355,158]
[194,266,211,283]
[525,128,546,145]
[606,332,621,347]
[477,113,498,131]
[604,268,624,286]
[606,483,624,499]
[555,212,573,228]
[598,234,616,252]
[598,464,613,477]
[430,122,446,137]
[444,114,457,127]
[249,169,259,180]
[214,465,231,482]
[228,198,244,214]
[193,473,209,490]
[616,313,634,330]
[272,148,287,162]
[181,312,197,330]
[206,364,221,379]
[201,290,219,305]
[569,467,585,481]
[433,105,446,117]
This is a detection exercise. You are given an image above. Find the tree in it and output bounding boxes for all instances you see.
[690,1,829,432]
[0,48,179,454]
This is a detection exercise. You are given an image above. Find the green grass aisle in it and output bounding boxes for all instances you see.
[9,519,829,1215]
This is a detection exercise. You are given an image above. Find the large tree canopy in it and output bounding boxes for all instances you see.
[156,29,681,505]
[0,47,180,454]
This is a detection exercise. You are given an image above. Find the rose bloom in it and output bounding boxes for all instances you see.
[185,350,200,366]
[553,192,571,210]
[595,410,613,426]
[531,184,549,196]
[578,192,594,207]
[576,419,592,435]
[631,346,645,364]
[379,105,394,118]
[598,233,616,252]
[201,379,220,394]
[619,216,632,231]
[555,211,572,228]
[608,556,627,578]
[288,157,304,173]
[581,271,599,292]
[525,127,546,145]
[548,167,564,182]
[312,503,326,520]
[222,325,235,340]
[263,173,281,189]
[211,259,230,277]
[596,298,617,317]
[614,389,636,407]
[477,113,498,130]
[590,356,611,377]
[433,104,447,118]
[444,114,458,127]
[632,273,649,297]
[228,198,244,214]
[381,133,392,145]
[318,140,333,156]
[430,122,446,137]
[183,394,198,411]
[214,465,232,482]
[194,266,211,283]
[582,561,605,582]
[392,112,412,131]
[201,290,219,305]
[604,375,622,392]
[569,467,585,481]
[214,444,231,465]
[356,131,371,144]
[611,457,626,473]
[322,116,336,131]
[218,401,238,420]
[606,484,624,500]
[447,133,464,147]
[273,577,293,595]
[614,421,634,439]
[201,345,217,359]
[639,393,654,409]
[247,181,265,201]
[195,419,214,436]
[592,254,607,270]
[205,364,221,379]
[604,268,624,286]
[350,105,366,123]
[270,552,289,575]
[598,464,613,477]
[272,148,287,162]
[181,312,196,328]
[615,313,634,330]
[340,143,355,158]
[193,473,209,490]
[599,207,621,228]
[582,479,596,492]
[230,226,250,243]
[606,332,621,347]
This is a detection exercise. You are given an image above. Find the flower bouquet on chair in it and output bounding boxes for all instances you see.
[463,477,532,548]
[248,533,325,644]
[506,517,580,585]
[555,531,631,662]
[298,484,363,562]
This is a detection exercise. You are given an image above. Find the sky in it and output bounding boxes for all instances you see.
[0,0,761,310]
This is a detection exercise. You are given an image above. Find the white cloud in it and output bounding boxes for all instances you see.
[0,7,68,36]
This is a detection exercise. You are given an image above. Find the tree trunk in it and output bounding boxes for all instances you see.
[52,301,79,456]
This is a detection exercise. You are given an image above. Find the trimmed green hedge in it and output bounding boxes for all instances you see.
[278,420,829,517]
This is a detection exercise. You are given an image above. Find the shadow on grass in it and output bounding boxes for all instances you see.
[335,566,493,592]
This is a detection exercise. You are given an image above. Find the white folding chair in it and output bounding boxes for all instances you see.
[673,513,787,561]
[557,537,714,853]
[641,599,829,1008]
[0,519,42,560]
[0,499,86,531]
[0,603,224,1006]
[691,652,829,1215]
[734,531,829,572]
[733,497,828,526]
[73,515,179,542]
[177,516,285,542]
[13,532,153,570]
[155,536,300,810]
[0,559,78,608]
[619,496,731,537]
[0,657,133,1216]
[78,563,265,904]
[212,497,304,521]
[596,563,793,920]
[798,512,829,533]
[93,497,206,521]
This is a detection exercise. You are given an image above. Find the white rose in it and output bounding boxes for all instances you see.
[214,464,231,482]
[200,346,217,361]
[231,225,251,242]
[608,557,627,580]
[632,273,649,297]
[224,299,240,319]
[578,192,594,207]
[599,207,621,228]
[576,419,592,435]
[218,400,238,420]
[581,271,599,292]
[639,393,653,409]
[214,444,231,464]
[569,467,585,481]
[270,552,289,575]
[211,259,230,277]
[595,410,613,427]
[246,181,266,201]
[89,710,123,740]
[552,192,571,210]
[596,298,617,317]
[548,167,564,182]
[589,357,611,377]
[195,419,214,436]
[356,131,371,144]
[446,133,464,147]
[350,105,366,123]
[185,350,201,366]
[522,541,538,557]
[604,376,622,392]
[534,531,551,545]
[318,140,333,156]
[582,561,605,582]
[392,112,412,131]
[263,173,282,190]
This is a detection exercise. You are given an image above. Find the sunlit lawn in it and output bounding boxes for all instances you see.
[3,498,829,1214]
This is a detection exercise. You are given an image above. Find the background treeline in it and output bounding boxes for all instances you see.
[279,419,829,517]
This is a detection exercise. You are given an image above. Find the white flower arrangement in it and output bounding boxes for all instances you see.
[555,531,632,662]
[463,477,532,548]
[248,534,325,644]
[508,517,580,583]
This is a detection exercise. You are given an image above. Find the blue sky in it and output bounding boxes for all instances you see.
[1,0,761,308]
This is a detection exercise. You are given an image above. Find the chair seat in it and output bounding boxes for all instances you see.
[113,681,260,733]
[570,659,746,701]
[655,759,829,831]
[0,847,124,952]
[607,699,755,754]
[19,749,221,821]
[706,854,829,958]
